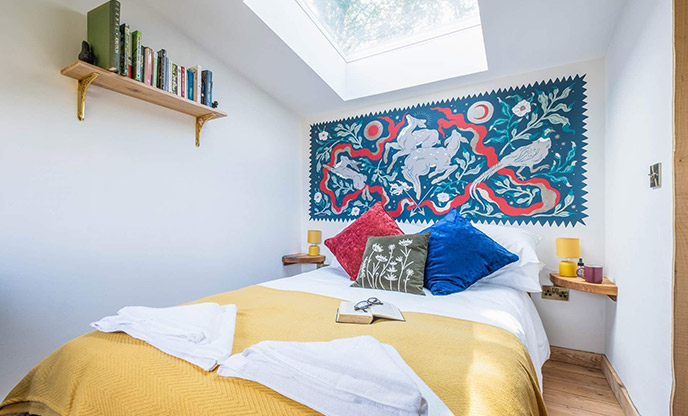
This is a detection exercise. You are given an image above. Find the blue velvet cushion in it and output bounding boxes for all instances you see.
[421,210,518,295]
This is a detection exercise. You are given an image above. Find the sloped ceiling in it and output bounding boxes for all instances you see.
[143,0,626,116]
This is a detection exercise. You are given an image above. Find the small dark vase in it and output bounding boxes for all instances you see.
[78,41,94,64]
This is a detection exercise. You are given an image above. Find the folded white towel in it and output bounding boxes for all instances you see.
[218,335,451,416]
[91,302,237,371]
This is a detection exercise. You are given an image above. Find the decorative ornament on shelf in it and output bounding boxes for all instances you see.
[212,101,219,109]
[78,41,95,64]
[576,257,585,278]
[307,230,321,256]
[555,238,580,277]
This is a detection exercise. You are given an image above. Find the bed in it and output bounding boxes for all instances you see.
[0,265,549,416]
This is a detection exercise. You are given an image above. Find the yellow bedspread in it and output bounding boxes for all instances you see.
[1,286,546,416]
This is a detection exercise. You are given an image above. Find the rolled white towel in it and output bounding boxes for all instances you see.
[91,302,237,371]
[218,335,452,416]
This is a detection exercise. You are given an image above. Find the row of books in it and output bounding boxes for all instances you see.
[86,0,214,107]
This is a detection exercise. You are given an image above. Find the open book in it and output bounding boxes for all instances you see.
[336,301,405,324]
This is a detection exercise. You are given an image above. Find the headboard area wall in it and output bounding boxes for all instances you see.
[301,59,607,353]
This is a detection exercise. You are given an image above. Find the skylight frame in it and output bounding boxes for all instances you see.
[294,0,482,63]
[243,0,488,100]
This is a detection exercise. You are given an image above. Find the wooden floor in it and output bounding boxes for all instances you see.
[542,360,624,416]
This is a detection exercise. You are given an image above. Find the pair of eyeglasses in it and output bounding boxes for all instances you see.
[354,297,383,311]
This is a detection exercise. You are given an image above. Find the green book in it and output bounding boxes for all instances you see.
[87,0,121,72]
[119,23,130,77]
[131,30,143,82]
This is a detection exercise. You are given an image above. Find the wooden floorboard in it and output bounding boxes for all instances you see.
[545,360,606,379]
[543,360,624,416]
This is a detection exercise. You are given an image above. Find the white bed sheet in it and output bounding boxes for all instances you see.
[261,266,550,386]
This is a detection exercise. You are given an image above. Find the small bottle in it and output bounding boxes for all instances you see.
[577,258,585,278]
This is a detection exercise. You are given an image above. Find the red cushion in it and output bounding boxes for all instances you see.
[324,202,403,280]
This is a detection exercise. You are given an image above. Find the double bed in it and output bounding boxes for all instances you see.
[0,265,549,415]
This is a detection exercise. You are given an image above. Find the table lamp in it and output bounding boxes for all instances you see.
[307,230,321,256]
[556,238,580,277]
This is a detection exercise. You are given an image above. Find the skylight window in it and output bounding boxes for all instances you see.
[244,0,487,100]
[295,0,481,62]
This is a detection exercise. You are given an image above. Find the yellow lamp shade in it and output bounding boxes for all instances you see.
[556,238,580,258]
[307,230,321,244]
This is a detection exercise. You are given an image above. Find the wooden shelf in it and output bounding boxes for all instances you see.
[282,253,326,266]
[549,273,618,301]
[60,60,226,146]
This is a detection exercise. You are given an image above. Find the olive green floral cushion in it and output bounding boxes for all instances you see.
[351,232,430,295]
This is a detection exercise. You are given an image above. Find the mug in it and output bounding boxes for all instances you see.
[584,265,604,284]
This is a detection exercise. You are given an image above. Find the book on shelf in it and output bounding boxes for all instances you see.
[143,47,153,85]
[171,63,178,95]
[152,50,158,89]
[189,66,201,103]
[335,301,405,325]
[207,70,213,106]
[131,30,143,81]
[166,57,172,92]
[200,72,205,104]
[156,49,162,89]
[180,66,186,98]
[119,23,130,77]
[186,69,193,101]
[156,49,166,90]
[177,65,183,97]
[87,0,120,72]
[138,45,145,81]
[201,70,212,106]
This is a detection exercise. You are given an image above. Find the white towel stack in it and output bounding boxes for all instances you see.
[218,335,452,416]
[91,302,237,371]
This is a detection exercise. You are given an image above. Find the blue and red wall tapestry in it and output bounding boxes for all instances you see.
[309,75,588,226]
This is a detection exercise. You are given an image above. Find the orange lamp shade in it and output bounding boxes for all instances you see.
[555,238,580,258]
[307,230,321,245]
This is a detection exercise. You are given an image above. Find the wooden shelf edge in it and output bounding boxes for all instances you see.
[60,60,227,119]
[282,253,326,265]
[549,273,618,301]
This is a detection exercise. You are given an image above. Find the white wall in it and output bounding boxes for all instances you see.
[301,60,609,353]
[0,0,302,397]
[604,0,674,414]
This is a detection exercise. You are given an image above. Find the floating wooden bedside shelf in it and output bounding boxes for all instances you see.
[282,253,326,267]
[60,60,227,147]
[549,272,618,301]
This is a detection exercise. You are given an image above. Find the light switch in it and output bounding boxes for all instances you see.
[650,163,662,189]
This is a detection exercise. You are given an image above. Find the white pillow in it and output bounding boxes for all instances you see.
[473,223,544,292]
[325,256,352,279]
[328,255,342,270]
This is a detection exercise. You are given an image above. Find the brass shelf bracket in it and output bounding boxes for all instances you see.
[77,72,99,121]
[195,113,215,147]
